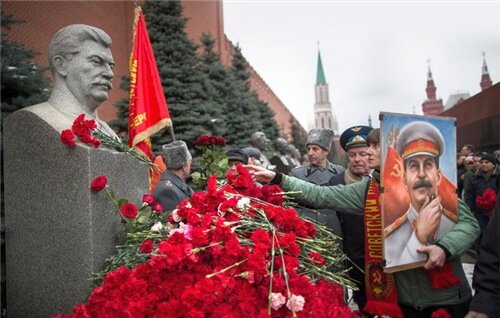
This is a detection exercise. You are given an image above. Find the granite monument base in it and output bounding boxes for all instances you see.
[3,109,149,317]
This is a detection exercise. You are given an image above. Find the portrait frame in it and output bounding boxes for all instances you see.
[380,112,458,272]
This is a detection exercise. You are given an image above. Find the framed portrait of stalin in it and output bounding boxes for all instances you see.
[380,112,458,272]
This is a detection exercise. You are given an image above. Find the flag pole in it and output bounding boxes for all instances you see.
[168,125,176,141]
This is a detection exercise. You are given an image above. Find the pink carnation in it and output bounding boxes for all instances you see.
[286,294,305,312]
[270,292,286,310]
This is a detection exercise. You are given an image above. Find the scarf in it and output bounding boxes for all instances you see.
[362,178,404,318]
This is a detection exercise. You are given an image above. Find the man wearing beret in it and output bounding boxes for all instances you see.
[384,121,457,268]
[153,140,194,213]
[328,125,373,311]
[290,128,345,237]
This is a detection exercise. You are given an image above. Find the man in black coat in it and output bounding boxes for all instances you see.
[153,140,194,213]
[328,125,372,312]
[466,191,499,318]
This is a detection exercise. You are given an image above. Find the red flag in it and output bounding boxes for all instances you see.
[129,6,171,160]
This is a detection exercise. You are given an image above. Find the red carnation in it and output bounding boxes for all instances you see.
[139,239,154,254]
[153,203,165,213]
[90,175,107,192]
[476,188,497,216]
[308,252,326,266]
[61,129,76,148]
[142,194,156,206]
[120,202,138,219]
[431,308,451,318]
[90,137,101,148]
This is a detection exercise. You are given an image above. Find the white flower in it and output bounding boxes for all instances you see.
[236,197,251,211]
[286,294,305,312]
[168,222,193,240]
[171,209,182,223]
[270,292,286,310]
[151,222,164,232]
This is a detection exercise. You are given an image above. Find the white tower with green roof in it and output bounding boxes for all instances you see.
[314,49,339,135]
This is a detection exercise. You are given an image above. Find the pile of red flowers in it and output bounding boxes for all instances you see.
[55,165,354,317]
[476,188,497,217]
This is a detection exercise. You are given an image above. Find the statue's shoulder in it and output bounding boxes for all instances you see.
[15,102,74,133]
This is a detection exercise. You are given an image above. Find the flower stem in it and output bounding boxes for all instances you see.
[205,259,247,279]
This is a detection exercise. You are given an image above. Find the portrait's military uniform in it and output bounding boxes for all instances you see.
[291,129,344,237]
[383,121,457,268]
[153,141,194,213]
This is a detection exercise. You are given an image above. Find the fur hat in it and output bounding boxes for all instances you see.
[226,149,249,164]
[306,128,334,152]
[162,141,192,170]
[480,153,496,165]
[396,121,444,160]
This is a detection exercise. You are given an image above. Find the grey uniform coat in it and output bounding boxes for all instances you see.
[153,170,194,213]
[290,161,345,237]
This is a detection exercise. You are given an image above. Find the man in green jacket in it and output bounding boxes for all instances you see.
[248,128,479,318]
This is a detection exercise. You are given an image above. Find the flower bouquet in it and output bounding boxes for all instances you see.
[55,165,355,317]
[476,187,497,217]
[60,113,154,168]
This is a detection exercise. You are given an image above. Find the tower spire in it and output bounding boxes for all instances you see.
[422,59,444,115]
[427,59,433,81]
[480,51,493,91]
[313,45,339,135]
[316,47,327,85]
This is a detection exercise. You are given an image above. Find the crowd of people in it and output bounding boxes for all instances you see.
[153,127,498,318]
[13,22,497,317]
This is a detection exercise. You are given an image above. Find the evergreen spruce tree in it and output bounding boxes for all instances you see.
[225,45,280,148]
[1,12,51,313]
[197,33,229,138]
[1,13,51,119]
[289,117,307,154]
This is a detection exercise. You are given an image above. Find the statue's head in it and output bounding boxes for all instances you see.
[48,24,114,110]
[250,131,270,150]
[275,137,289,154]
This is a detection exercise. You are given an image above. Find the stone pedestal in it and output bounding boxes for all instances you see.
[3,109,149,317]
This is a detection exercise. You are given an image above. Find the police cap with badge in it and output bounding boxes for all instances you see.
[339,125,373,152]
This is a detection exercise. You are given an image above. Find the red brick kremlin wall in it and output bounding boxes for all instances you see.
[3,0,304,138]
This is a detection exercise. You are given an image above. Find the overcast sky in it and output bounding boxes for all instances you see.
[223,1,500,133]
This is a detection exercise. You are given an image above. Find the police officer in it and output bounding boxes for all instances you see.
[328,125,373,311]
[290,128,345,236]
[153,140,194,213]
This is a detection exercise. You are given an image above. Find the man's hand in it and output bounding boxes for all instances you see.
[414,195,442,243]
[417,244,446,270]
[465,311,489,318]
[244,164,276,183]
